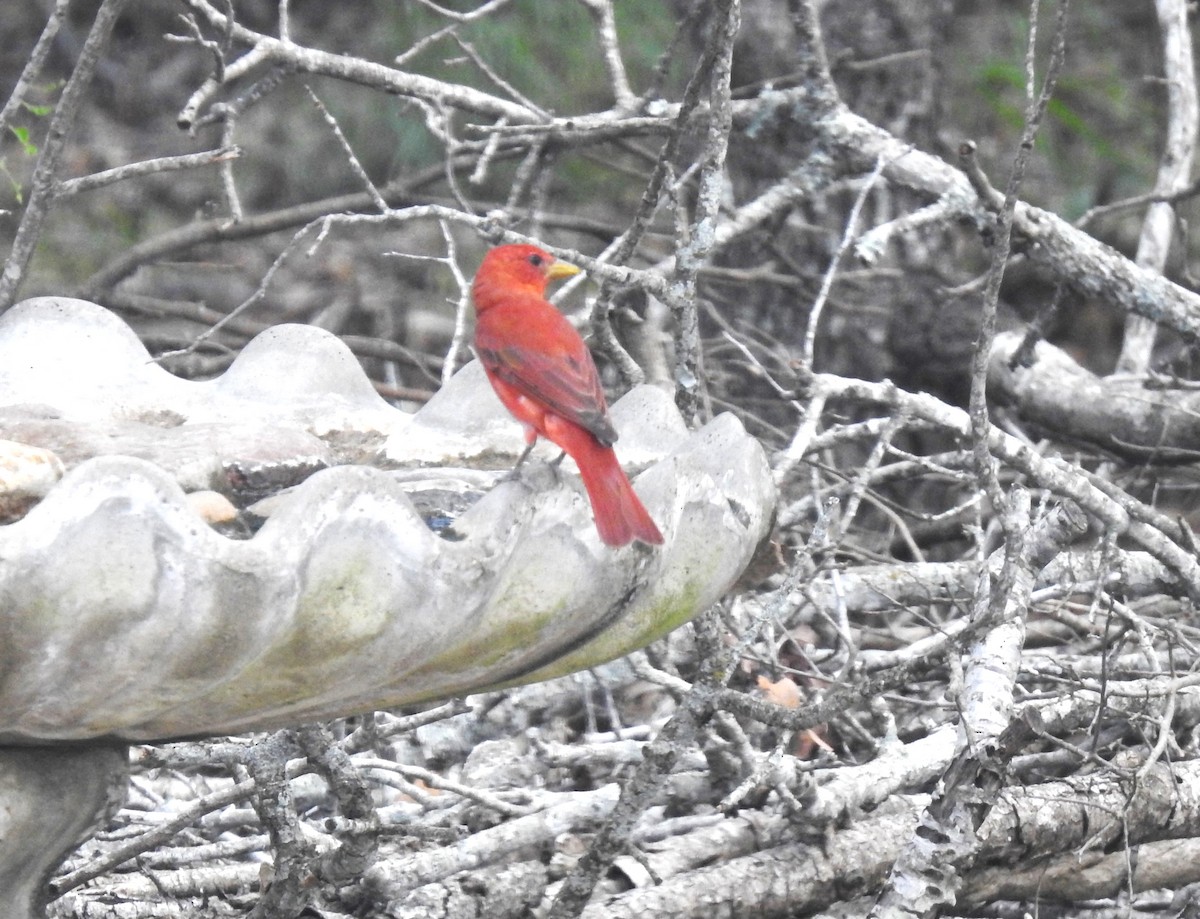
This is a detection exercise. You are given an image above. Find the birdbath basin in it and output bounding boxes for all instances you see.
[0,297,774,914]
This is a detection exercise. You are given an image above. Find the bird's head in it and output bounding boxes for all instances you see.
[472,244,581,312]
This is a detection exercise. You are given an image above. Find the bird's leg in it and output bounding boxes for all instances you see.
[502,430,539,481]
[512,440,536,470]
[539,448,568,484]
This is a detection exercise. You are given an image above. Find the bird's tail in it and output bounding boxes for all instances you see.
[573,440,664,547]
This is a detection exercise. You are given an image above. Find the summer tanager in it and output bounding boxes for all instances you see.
[471,244,664,547]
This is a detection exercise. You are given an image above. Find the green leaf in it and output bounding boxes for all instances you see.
[8,125,37,157]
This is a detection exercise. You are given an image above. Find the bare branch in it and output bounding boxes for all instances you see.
[0,0,72,143]
[1116,0,1199,373]
[53,147,240,198]
[580,0,637,111]
[0,0,133,311]
[181,0,541,123]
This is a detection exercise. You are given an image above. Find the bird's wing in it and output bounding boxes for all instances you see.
[477,335,618,447]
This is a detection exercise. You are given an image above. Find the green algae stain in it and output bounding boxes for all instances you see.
[418,603,562,678]
[290,561,393,661]
[406,566,571,681]
[491,580,704,689]
[201,554,397,713]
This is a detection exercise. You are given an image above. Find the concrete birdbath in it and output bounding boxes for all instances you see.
[0,297,775,915]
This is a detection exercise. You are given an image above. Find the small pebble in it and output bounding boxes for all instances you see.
[0,439,65,522]
[185,489,239,525]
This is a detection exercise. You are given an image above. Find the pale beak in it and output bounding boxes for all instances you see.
[545,259,582,281]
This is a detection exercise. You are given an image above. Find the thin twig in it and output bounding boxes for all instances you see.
[395,0,515,67]
[53,147,240,198]
[799,155,889,374]
[153,219,321,363]
[305,85,389,213]
[965,0,1071,513]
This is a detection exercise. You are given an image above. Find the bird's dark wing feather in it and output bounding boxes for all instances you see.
[477,340,618,446]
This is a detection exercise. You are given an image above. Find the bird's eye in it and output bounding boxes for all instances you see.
[527,253,544,268]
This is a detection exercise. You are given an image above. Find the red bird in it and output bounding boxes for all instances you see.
[471,244,664,547]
